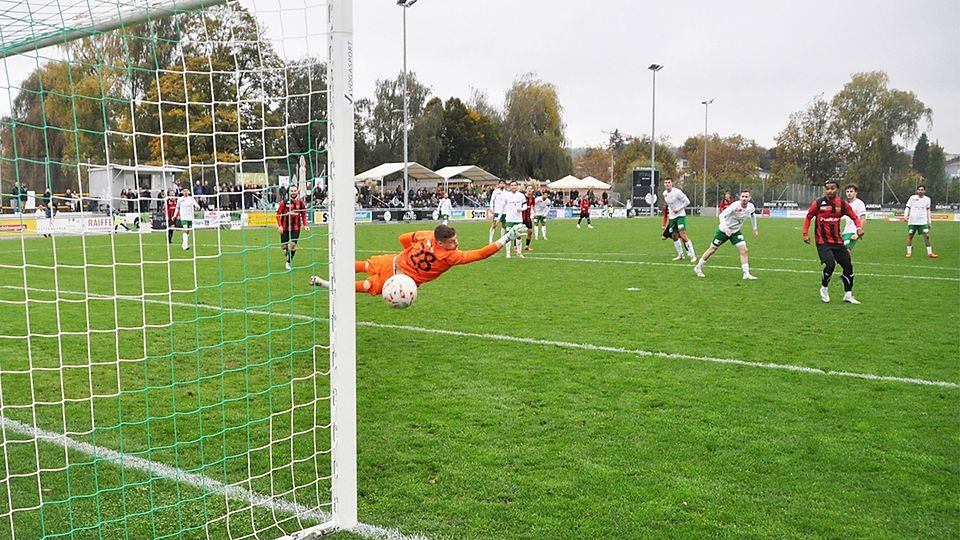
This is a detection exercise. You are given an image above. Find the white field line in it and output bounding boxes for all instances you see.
[196,244,958,280]
[534,250,959,271]
[3,285,957,390]
[0,416,427,540]
[527,255,960,282]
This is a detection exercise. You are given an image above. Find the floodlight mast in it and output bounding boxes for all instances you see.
[702,98,714,213]
[648,64,663,216]
[398,0,419,212]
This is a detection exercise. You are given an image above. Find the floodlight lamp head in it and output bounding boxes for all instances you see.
[398,0,418,6]
[702,98,715,105]
[648,64,663,71]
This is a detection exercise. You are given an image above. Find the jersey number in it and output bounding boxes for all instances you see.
[409,247,436,272]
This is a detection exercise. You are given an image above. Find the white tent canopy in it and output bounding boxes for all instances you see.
[434,165,500,184]
[581,176,613,190]
[355,162,442,183]
[544,175,582,190]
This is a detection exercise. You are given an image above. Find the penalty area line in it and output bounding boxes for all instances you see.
[4,285,956,391]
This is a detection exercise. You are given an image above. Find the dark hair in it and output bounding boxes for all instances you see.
[434,224,456,241]
[740,189,751,194]
[824,180,840,188]
[844,184,858,192]
[917,184,926,189]
[665,177,674,181]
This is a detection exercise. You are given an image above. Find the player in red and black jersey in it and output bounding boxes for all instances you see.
[576,195,593,229]
[522,185,536,251]
[276,185,310,270]
[802,180,864,304]
[164,188,178,243]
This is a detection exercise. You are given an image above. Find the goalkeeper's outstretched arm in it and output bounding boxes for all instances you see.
[458,224,528,264]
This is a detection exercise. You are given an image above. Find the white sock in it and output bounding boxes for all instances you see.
[673,240,684,256]
[182,232,188,246]
[907,246,912,254]
[534,226,539,240]
[516,238,522,252]
[685,240,695,257]
[927,246,933,254]
[489,228,494,243]
[742,263,750,274]
[696,257,706,268]
[542,225,547,238]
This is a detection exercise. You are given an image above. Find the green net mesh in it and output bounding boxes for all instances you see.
[0,1,336,538]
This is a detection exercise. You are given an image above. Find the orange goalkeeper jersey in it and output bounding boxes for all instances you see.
[394,231,499,285]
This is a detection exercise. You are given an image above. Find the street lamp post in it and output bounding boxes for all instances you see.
[648,64,662,216]
[701,98,713,214]
[398,0,418,211]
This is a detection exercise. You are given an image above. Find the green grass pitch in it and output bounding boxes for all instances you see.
[0,215,957,539]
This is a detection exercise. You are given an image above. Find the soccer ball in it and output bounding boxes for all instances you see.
[382,274,417,309]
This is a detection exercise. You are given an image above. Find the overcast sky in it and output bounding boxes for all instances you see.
[354,0,959,153]
[0,0,955,155]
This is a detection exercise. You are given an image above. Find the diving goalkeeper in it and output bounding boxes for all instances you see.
[308,223,527,295]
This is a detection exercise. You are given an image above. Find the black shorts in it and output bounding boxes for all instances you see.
[523,218,533,229]
[816,243,851,266]
[281,228,301,245]
[579,211,590,219]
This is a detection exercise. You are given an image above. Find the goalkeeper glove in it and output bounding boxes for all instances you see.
[495,224,528,248]
[508,223,527,240]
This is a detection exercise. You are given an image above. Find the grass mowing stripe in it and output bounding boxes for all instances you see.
[3,285,955,389]
[529,255,960,282]
[0,413,426,540]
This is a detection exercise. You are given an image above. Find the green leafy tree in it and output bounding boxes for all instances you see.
[366,72,432,166]
[912,132,929,173]
[410,97,444,169]
[924,143,946,202]
[502,73,571,179]
[774,95,845,185]
[831,71,931,191]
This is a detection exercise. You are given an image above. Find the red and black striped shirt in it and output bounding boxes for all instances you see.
[802,196,861,245]
[165,199,177,221]
[579,198,591,214]
[276,198,308,232]
[522,195,535,221]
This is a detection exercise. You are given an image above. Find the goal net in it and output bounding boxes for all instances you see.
[0,0,356,538]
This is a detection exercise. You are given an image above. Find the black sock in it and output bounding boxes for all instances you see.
[290,249,297,262]
[525,238,530,246]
